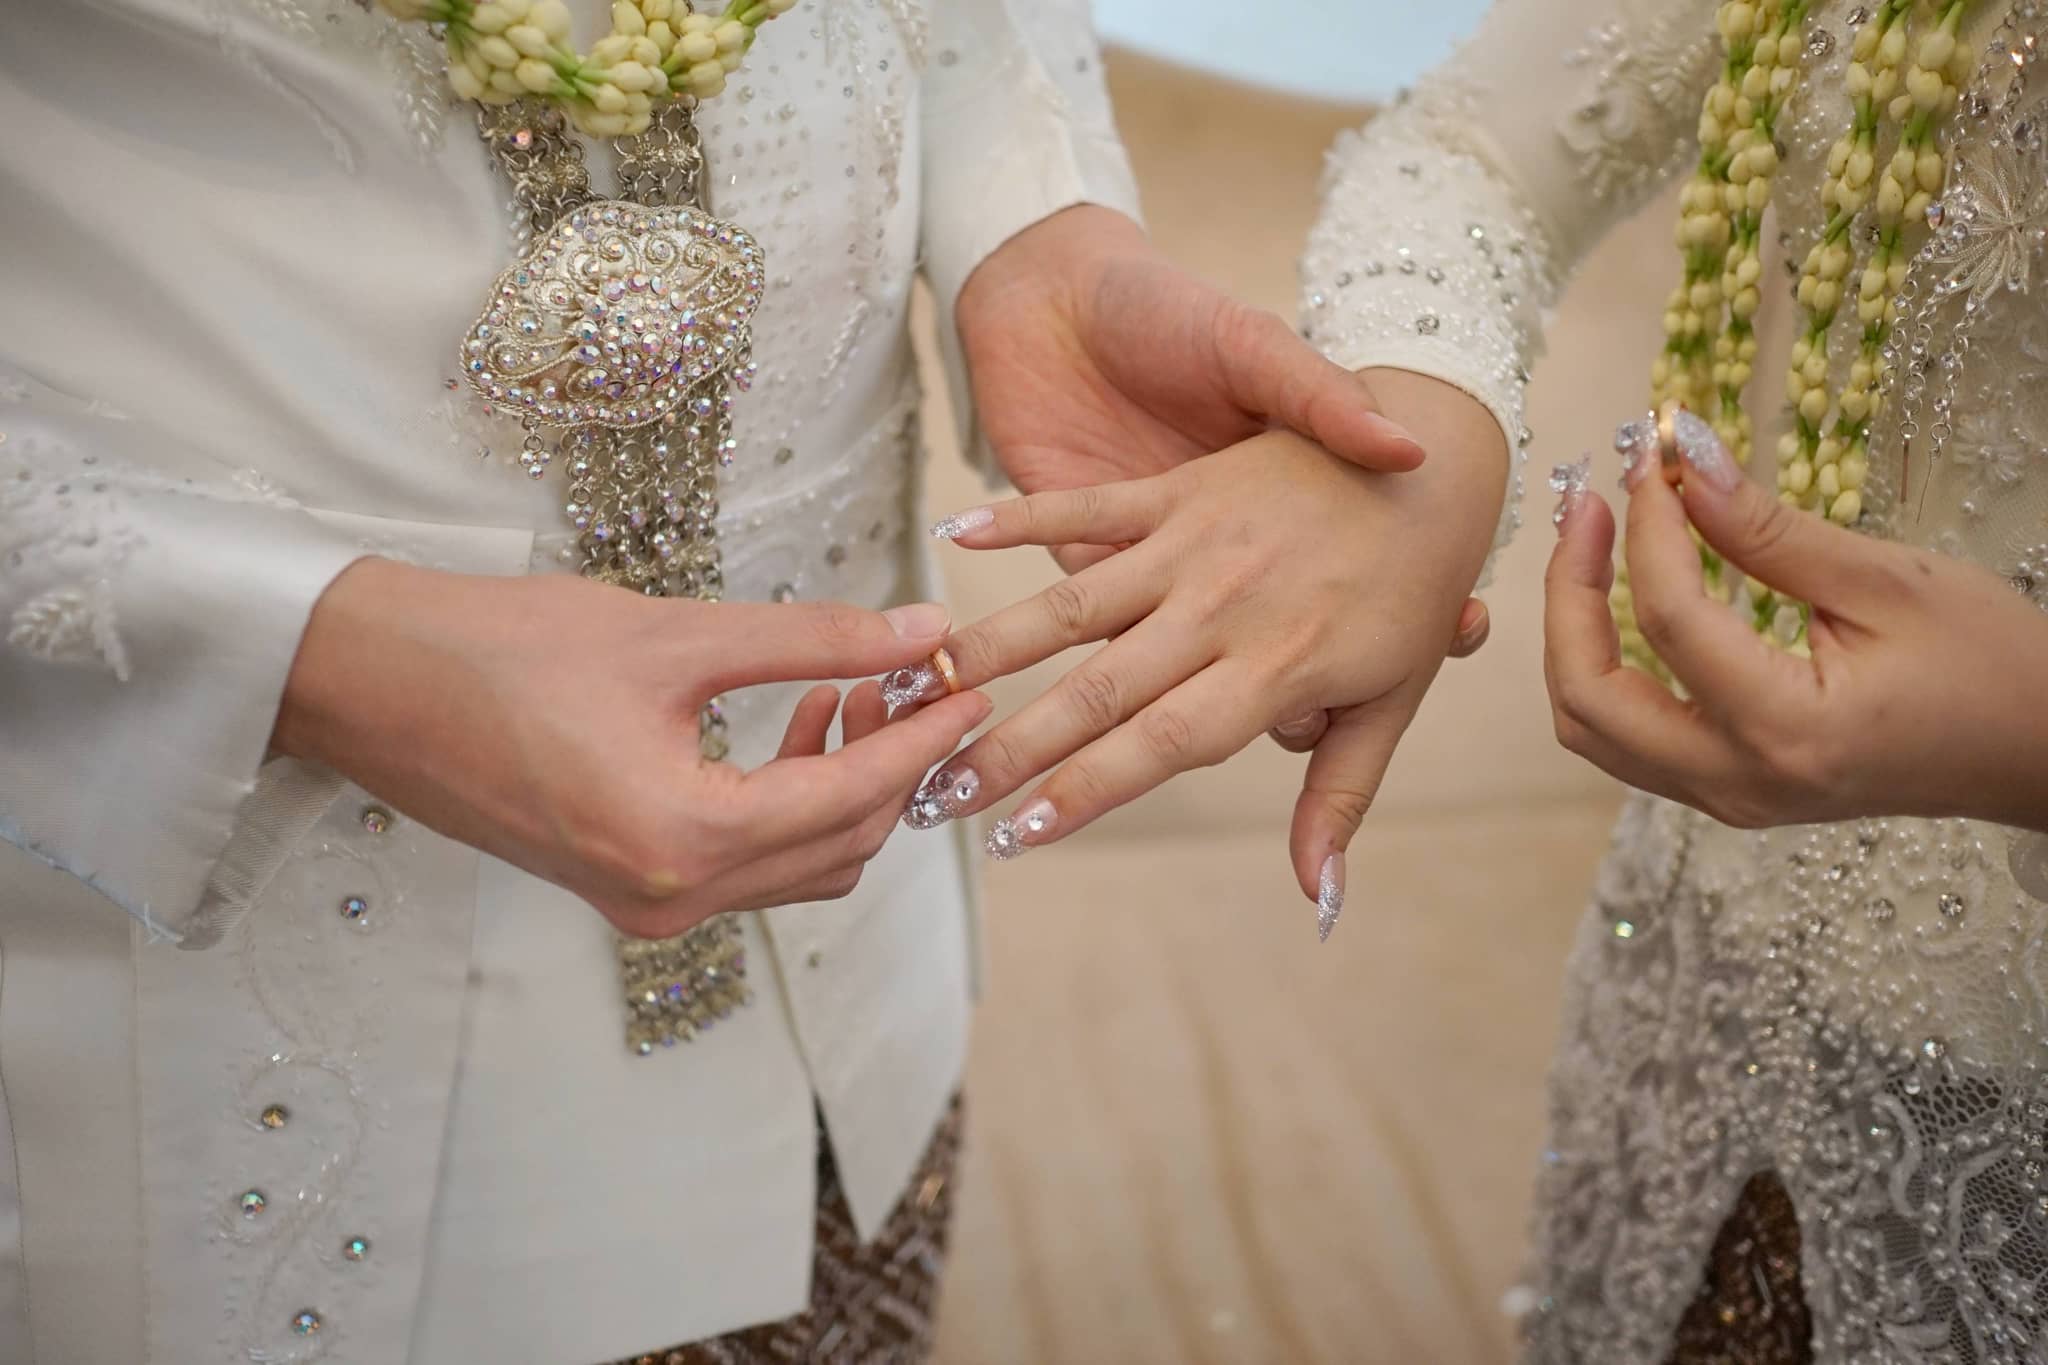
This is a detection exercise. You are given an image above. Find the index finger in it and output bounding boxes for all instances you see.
[738,690,994,845]
[1623,467,1812,718]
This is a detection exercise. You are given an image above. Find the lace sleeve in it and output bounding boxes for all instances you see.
[1301,0,1723,580]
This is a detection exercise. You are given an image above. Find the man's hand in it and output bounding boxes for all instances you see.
[956,205,1427,507]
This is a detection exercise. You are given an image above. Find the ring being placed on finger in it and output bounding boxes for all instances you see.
[931,647,961,695]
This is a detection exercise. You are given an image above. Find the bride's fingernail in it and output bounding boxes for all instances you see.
[882,601,951,637]
[880,661,942,709]
[985,797,1056,861]
[930,506,994,541]
[1615,411,1658,489]
[903,765,981,831]
[1317,854,1346,943]
[1549,456,1591,531]
[1359,411,1427,461]
[1669,408,1739,491]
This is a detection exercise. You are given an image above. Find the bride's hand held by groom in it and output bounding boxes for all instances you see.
[905,370,1510,929]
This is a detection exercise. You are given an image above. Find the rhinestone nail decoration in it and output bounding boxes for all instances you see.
[1549,455,1592,526]
[343,1237,370,1263]
[360,805,393,835]
[259,1105,289,1130]
[339,895,368,921]
[290,1311,321,1337]
[880,661,940,709]
[985,800,1054,861]
[239,1190,268,1218]
[903,766,978,831]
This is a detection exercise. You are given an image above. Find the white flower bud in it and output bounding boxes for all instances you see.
[476,34,521,68]
[486,67,524,95]
[515,58,555,92]
[679,30,716,62]
[448,61,487,99]
[629,36,659,64]
[611,1,646,36]
[1829,489,1862,525]
[577,108,631,137]
[609,60,653,91]
[1786,458,1814,495]
[1879,23,1907,65]
[1841,452,1868,489]
[1799,385,1830,424]
[469,3,514,34]
[591,81,628,112]
[1916,149,1946,192]
[714,20,748,52]
[531,0,571,40]
[1733,286,1761,319]
[644,0,675,18]
[1846,61,1872,97]
[506,24,553,57]
[590,33,634,63]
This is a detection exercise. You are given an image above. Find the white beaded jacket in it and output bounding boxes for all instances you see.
[0,2,1138,1361]
[1302,2,2048,1361]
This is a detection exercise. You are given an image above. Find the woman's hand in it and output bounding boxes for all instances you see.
[274,559,991,939]
[1545,420,2048,833]
[903,387,1506,935]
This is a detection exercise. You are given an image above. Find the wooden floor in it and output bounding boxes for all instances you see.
[922,49,1680,1365]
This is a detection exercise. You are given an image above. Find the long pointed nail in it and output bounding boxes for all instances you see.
[1317,854,1346,942]
[1359,411,1427,463]
[880,661,943,709]
[903,766,980,831]
[1668,408,1739,491]
[930,506,994,541]
[985,797,1056,861]
[1549,456,1591,531]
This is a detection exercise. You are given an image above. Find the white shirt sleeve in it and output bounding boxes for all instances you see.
[1,367,367,946]
[919,0,1145,478]
[1299,0,1724,580]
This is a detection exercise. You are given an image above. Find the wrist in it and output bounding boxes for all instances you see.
[272,557,444,768]
[955,204,1147,342]
[1352,367,1511,585]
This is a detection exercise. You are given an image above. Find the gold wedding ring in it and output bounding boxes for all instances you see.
[1656,402,1684,482]
[931,647,961,696]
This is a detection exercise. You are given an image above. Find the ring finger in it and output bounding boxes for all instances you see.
[904,612,1211,827]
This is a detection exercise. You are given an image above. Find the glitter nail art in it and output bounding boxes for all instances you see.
[984,799,1054,861]
[1669,408,1739,490]
[1317,854,1345,942]
[880,661,940,709]
[929,506,994,541]
[903,766,979,831]
[1549,455,1591,527]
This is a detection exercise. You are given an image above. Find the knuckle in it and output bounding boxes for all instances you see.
[1136,705,1203,768]
[809,602,873,650]
[1040,577,1095,638]
[1315,783,1379,834]
[969,728,1029,786]
[820,868,863,902]
[1742,495,1798,562]
[1061,665,1126,734]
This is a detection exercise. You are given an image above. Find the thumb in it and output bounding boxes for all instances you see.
[1670,423,1883,609]
[1218,306,1428,473]
[699,599,951,693]
[1288,699,1406,942]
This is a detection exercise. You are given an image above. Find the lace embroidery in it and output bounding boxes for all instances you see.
[226,0,451,161]
[1559,1,1724,209]
[1,442,145,681]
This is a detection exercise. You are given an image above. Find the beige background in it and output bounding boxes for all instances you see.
[922,52,1673,1365]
